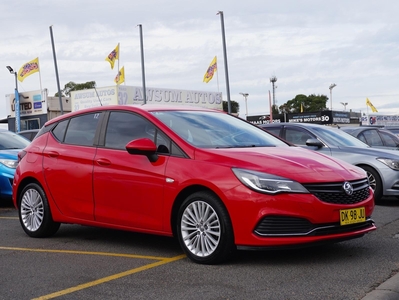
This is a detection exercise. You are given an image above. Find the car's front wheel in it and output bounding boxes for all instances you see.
[18,183,60,238]
[176,191,235,264]
[361,166,382,202]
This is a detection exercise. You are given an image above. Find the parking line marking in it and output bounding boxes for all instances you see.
[32,254,186,300]
[0,216,18,219]
[0,246,181,260]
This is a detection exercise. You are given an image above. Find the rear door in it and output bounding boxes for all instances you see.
[42,112,101,220]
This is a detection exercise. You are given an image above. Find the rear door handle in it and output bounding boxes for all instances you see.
[96,158,111,166]
[45,151,59,158]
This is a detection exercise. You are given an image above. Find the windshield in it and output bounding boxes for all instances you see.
[152,110,288,148]
[312,126,369,147]
[0,131,30,149]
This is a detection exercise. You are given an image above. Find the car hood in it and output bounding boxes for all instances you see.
[196,146,366,183]
[338,146,399,158]
[0,149,21,159]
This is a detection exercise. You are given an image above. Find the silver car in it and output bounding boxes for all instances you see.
[340,127,399,151]
[260,123,399,202]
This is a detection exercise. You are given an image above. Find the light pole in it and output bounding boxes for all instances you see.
[239,92,249,118]
[329,83,336,111]
[6,66,20,132]
[217,11,232,114]
[137,24,147,104]
[340,102,348,111]
[270,76,277,107]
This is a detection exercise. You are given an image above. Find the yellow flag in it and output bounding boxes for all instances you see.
[105,44,119,69]
[203,56,217,83]
[300,103,304,112]
[366,98,378,112]
[17,57,40,82]
[114,66,125,85]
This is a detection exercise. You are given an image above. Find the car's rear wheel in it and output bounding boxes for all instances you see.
[177,191,235,265]
[361,166,382,202]
[18,183,60,238]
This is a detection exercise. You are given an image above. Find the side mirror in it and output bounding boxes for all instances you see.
[126,138,158,162]
[305,138,324,148]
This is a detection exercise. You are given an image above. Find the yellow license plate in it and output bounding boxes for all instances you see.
[340,207,366,225]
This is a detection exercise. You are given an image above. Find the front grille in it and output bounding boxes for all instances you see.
[254,215,375,237]
[255,216,313,235]
[303,178,370,204]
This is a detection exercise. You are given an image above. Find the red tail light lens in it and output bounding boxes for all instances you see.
[18,150,27,163]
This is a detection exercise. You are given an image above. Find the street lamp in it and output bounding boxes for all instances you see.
[6,66,20,132]
[239,92,249,118]
[340,102,348,111]
[329,83,336,111]
[270,76,277,107]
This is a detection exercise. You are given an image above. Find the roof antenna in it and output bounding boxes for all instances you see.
[93,84,103,106]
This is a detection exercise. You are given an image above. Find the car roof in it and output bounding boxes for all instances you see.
[45,104,223,126]
[18,129,40,133]
[260,123,330,129]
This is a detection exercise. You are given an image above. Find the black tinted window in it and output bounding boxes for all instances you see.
[64,113,100,146]
[105,112,156,150]
[52,120,68,142]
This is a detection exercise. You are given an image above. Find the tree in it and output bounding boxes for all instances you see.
[55,81,97,97]
[279,94,328,113]
[222,100,239,114]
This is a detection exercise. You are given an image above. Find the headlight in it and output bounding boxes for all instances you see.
[0,159,18,169]
[232,168,309,194]
[377,158,399,171]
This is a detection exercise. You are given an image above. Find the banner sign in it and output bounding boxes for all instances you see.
[71,85,223,112]
[362,115,399,126]
[7,90,48,118]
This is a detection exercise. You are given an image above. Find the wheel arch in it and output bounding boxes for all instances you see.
[14,176,42,209]
[355,164,383,186]
[170,185,232,238]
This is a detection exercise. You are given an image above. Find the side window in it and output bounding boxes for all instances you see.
[357,133,367,144]
[380,132,398,147]
[363,130,383,146]
[263,127,281,137]
[285,127,313,145]
[52,120,69,142]
[105,111,157,150]
[64,113,100,146]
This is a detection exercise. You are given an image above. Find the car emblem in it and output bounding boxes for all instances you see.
[343,181,354,196]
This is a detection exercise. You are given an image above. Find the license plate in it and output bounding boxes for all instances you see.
[340,207,365,225]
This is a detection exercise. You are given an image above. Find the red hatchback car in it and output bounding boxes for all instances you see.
[12,105,376,264]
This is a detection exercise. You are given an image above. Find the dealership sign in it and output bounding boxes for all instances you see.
[247,111,350,125]
[71,85,223,112]
[7,90,47,117]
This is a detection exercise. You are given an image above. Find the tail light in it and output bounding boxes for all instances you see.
[18,150,27,163]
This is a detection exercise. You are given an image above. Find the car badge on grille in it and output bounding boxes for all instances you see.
[343,181,354,195]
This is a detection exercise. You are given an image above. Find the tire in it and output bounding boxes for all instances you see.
[18,183,60,238]
[176,191,236,265]
[361,166,383,203]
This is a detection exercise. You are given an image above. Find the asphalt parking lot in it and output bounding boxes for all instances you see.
[1,199,399,300]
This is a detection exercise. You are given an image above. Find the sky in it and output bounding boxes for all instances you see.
[1,0,399,119]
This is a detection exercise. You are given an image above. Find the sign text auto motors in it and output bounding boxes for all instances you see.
[71,85,223,112]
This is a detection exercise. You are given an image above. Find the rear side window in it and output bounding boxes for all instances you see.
[64,113,100,146]
[52,120,68,142]
[362,130,383,146]
[380,131,398,147]
[52,113,101,146]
